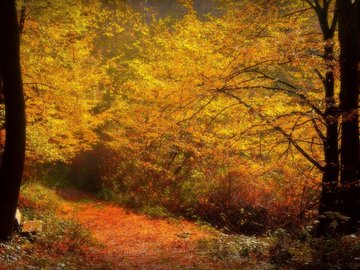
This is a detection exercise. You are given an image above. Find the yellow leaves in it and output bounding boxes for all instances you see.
[178,0,195,13]
[19,0,325,198]
[21,1,115,163]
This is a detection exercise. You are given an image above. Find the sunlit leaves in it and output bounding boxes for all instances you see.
[17,0,330,223]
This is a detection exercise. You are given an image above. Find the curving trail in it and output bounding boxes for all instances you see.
[57,190,244,270]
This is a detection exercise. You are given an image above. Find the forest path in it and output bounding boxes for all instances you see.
[56,189,243,270]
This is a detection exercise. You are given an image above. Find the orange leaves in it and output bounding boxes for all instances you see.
[58,191,220,269]
[18,0,327,234]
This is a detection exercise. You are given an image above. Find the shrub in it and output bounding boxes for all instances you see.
[140,205,171,219]
[0,220,109,270]
[1,182,110,269]
[198,234,270,261]
[269,228,360,270]
[19,181,60,219]
[67,142,316,236]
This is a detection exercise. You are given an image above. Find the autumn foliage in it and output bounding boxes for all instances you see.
[8,0,357,235]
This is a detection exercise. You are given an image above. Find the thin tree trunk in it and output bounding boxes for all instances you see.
[311,6,340,234]
[318,40,340,218]
[0,0,26,240]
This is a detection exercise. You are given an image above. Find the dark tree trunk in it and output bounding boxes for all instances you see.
[311,5,340,233]
[318,39,340,217]
[0,0,26,240]
[337,0,360,231]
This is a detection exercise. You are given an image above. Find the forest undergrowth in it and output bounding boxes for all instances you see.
[0,181,359,270]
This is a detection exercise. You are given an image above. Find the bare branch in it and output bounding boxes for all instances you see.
[222,82,325,119]
[314,68,326,84]
[219,90,325,171]
[311,117,326,141]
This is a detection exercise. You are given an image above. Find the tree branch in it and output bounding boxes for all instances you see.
[219,90,325,171]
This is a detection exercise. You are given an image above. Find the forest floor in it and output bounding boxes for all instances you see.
[2,185,359,269]
[56,189,262,270]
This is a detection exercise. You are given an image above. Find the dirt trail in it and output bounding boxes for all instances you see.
[57,190,241,270]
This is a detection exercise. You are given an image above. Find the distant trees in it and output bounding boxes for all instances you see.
[0,0,26,240]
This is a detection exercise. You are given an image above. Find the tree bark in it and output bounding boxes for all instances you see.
[337,0,360,231]
[309,3,340,233]
[0,0,26,240]
[318,37,340,217]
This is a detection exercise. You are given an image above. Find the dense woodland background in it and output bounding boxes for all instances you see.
[0,0,359,268]
[2,0,357,232]
[15,0,328,232]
